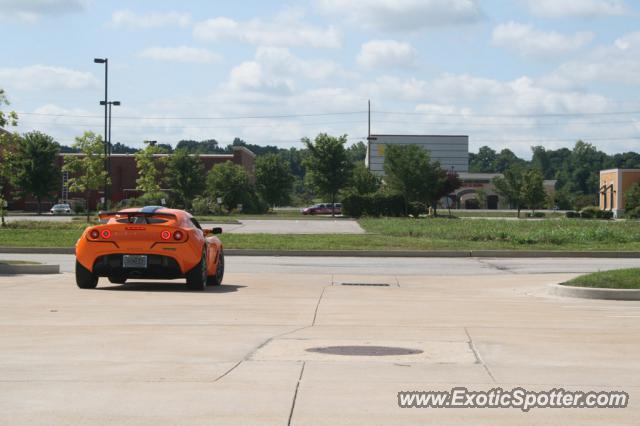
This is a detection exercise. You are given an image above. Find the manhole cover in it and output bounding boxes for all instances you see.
[306,345,423,356]
[341,283,390,287]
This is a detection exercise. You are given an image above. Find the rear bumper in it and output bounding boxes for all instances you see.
[92,254,184,279]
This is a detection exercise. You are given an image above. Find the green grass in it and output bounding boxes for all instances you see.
[1,218,640,251]
[562,268,640,289]
[0,259,40,265]
[450,210,565,218]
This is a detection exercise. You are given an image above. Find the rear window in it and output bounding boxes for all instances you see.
[114,216,169,224]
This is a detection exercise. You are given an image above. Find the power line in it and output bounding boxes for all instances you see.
[374,110,640,118]
[16,110,368,120]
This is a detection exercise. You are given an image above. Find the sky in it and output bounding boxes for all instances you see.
[1,0,640,158]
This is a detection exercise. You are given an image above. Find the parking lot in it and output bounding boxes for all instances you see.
[1,256,639,425]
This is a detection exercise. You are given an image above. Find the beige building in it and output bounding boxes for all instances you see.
[600,169,640,217]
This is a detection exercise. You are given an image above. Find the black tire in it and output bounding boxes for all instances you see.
[186,249,207,291]
[75,261,98,289]
[207,250,224,286]
[108,276,127,284]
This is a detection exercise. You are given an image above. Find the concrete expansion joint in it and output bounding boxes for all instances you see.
[464,327,497,384]
[287,361,306,426]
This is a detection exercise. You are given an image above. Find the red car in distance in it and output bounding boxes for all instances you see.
[301,203,342,215]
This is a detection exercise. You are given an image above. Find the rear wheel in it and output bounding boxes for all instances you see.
[207,250,224,286]
[75,261,98,289]
[186,249,207,291]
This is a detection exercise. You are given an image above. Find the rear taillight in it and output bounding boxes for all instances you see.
[89,229,99,239]
[100,229,111,239]
[160,230,171,240]
[173,230,183,241]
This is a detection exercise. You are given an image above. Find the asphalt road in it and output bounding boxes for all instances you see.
[1,257,639,425]
[2,253,640,275]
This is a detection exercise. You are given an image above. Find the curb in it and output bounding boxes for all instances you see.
[550,283,640,301]
[0,247,74,254]
[1,247,639,258]
[0,264,60,275]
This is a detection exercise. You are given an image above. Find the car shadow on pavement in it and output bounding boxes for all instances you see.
[97,282,246,293]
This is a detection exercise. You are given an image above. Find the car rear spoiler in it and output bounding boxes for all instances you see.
[98,211,177,221]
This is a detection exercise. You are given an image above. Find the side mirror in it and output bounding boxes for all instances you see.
[212,227,222,235]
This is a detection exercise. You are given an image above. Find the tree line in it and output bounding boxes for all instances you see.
[470,142,640,209]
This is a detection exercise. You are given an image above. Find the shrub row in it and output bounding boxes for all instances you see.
[341,192,407,217]
[565,206,614,219]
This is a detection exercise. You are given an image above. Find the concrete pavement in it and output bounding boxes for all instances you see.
[202,219,365,234]
[0,257,639,425]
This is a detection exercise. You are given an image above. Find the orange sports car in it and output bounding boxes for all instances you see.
[75,206,224,291]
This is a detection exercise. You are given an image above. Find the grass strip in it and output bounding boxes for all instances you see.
[562,268,640,289]
[0,218,639,251]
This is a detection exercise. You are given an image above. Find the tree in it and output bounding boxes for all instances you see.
[62,132,109,221]
[346,141,367,163]
[0,88,19,226]
[303,133,352,216]
[494,148,525,173]
[625,182,640,211]
[434,170,462,216]
[255,153,294,208]
[521,169,546,214]
[206,161,251,212]
[469,146,497,172]
[13,131,61,214]
[383,144,441,214]
[135,141,169,194]
[165,149,205,209]
[493,166,525,218]
[0,88,18,129]
[348,163,380,195]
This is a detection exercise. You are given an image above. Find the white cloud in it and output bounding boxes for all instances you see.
[316,0,483,31]
[110,9,191,29]
[193,16,341,48]
[492,22,594,57]
[526,0,628,18]
[227,61,294,94]
[0,65,98,91]
[0,0,86,22]
[254,46,348,80]
[614,31,640,50]
[357,40,417,69]
[224,46,350,94]
[139,46,221,64]
[548,32,640,85]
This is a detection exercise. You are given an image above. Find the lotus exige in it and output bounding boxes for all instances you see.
[75,206,224,290]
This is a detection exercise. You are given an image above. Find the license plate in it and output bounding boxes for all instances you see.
[123,255,147,268]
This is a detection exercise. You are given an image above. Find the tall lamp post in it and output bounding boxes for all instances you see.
[100,100,121,204]
[93,57,109,210]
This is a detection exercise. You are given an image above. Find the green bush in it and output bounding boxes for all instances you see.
[240,191,269,214]
[407,201,427,217]
[342,192,405,217]
[626,207,640,219]
[526,212,546,218]
[580,206,613,219]
[580,206,599,219]
[565,211,580,218]
[191,197,212,215]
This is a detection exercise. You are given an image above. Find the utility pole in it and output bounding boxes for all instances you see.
[368,99,371,138]
[94,57,108,211]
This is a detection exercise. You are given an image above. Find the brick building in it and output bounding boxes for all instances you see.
[600,168,640,217]
[4,145,256,211]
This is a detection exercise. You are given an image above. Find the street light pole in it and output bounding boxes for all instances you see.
[94,57,108,210]
[102,100,120,204]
